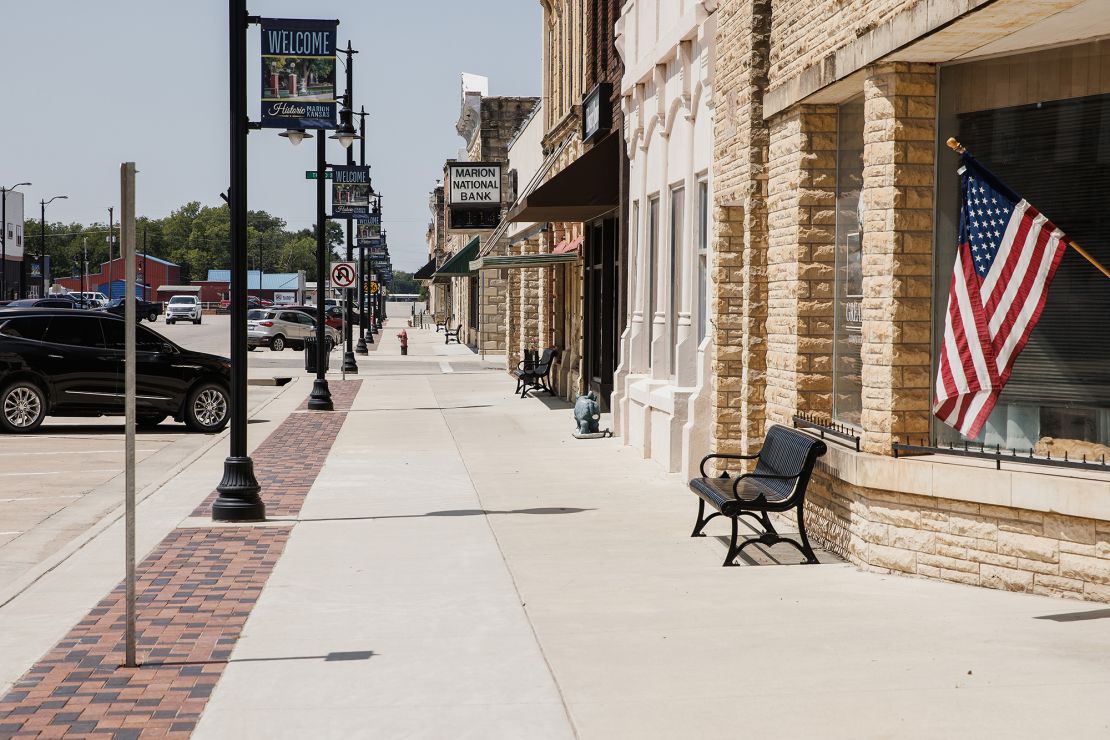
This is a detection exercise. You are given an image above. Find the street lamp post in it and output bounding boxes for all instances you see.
[355,107,371,354]
[39,195,67,298]
[107,207,115,299]
[307,130,335,410]
[213,0,264,522]
[1,183,31,301]
[335,41,359,375]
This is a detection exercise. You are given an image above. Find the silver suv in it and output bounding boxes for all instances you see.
[247,309,339,352]
[166,295,202,325]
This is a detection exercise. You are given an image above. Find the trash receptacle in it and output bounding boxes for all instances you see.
[304,336,330,373]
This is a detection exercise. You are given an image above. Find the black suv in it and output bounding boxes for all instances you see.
[0,309,231,433]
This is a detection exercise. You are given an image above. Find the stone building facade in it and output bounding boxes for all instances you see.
[708,0,1110,601]
[613,0,717,475]
[430,76,538,352]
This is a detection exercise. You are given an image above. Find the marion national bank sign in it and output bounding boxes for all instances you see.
[447,161,502,231]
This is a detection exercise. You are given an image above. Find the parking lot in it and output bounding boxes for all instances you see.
[0,313,288,592]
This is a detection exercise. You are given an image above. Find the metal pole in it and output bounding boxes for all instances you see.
[82,237,88,301]
[108,207,114,299]
[1,189,6,300]
[120,162,138,668]
[39,200,45,298]
[340,44,358,374]
[213,0,264,521]
[354,108,369,355]
[307,131,334,410]
[142,227,148,300]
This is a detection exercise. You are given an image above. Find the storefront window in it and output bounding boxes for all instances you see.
[936,41,1110,452]
[832,95,864,426]
[669,186,684,377]
[697,179,709,343]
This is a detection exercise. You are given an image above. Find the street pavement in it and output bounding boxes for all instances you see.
[3,312,1110,738]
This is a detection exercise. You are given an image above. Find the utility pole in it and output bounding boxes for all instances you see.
[107,207,115,299]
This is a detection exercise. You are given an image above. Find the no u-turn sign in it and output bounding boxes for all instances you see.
[330,262,357,288]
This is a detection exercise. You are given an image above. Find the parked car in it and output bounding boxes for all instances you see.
[7,298,81,309]
[105,297,163,323]
[247,308,339,352]
[281,304,344,331]
[165,295,203,325]
[74,291,109,308]
[0,308,231,433]
[218,295,272,312]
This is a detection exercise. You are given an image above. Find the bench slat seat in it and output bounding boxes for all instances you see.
[688,424,827,566]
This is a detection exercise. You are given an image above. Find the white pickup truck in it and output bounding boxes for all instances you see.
[165,295,202,325]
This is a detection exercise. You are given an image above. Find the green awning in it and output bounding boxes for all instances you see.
[434,237,480,277]
[470,253,578,271]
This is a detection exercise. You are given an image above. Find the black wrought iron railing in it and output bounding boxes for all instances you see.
[892,437,1110,473]
[792,413,861,451]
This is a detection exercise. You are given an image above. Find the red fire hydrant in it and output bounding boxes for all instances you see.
[397,329,409,355]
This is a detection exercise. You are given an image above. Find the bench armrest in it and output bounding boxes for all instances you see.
[732,470,802,496]
[699,452,759,477]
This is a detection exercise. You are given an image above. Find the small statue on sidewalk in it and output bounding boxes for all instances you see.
[573,391,611,439]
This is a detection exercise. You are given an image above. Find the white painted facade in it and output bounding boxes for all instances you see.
[1,190,25,260]
[613,0,716,475]
[506,104,544,242]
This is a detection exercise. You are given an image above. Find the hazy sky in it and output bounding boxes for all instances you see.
[1,1,542,272]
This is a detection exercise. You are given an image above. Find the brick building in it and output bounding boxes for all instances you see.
[707,0,1110,600]
[52,254,180,300]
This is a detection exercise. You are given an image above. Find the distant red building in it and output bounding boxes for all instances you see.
[53,255,180,300]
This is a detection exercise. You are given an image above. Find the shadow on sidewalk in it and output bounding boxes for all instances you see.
[145,650,376,668]
[294,507,595,523]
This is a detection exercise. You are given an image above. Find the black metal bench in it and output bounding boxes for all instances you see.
[435,317,450,332]
[689,425,827,566]
[444,323,461,344]
[512,347,557,398]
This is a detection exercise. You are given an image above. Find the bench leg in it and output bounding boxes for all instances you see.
[722,516,742,566]
[796,505,819,564]
[690,499,721,537]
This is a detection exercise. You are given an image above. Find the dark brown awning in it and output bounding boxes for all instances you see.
[413,257,436,281]
[507,133,619,223]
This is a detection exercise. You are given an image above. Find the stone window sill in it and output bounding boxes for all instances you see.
[820,443,1110,523]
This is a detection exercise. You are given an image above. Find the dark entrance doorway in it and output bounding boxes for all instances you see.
[584,217,619,409]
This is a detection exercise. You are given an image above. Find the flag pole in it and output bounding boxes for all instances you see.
[946,137,1110,281]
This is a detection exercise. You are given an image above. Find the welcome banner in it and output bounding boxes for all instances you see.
[260,18,338,129]
[331,166,373,218]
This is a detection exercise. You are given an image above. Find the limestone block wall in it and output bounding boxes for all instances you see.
[480,270,508,354]
[779,469,1110,603]
[768,0,913,92]
[710,0,771,457]
[859,62,935,454]
[765,104,836,424]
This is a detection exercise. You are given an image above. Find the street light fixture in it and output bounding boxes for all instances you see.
[40,195,68,298]
[329,105,359,149]
[0,182,31,301]
[279,128,313,145]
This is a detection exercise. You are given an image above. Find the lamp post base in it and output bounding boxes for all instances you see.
[355,336,368,354]
[213,456,265,521]
[307,378,334,411]
[342,351,358,373]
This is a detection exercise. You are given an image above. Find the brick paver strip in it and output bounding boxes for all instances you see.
[191,379,362,517]
[0,380,361,738]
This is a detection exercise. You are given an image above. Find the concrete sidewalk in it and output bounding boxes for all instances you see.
[195,325,1110,739]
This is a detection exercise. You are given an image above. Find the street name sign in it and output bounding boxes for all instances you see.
[305,171,334,180]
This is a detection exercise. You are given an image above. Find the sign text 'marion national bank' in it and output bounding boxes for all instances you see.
[448,163,502,205]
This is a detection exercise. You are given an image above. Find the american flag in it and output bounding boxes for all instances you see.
[933,154,1069,438]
